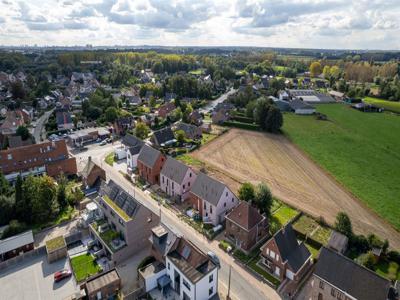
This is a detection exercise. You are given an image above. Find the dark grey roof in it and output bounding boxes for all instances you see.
[327,231,349,252]
[315,247,393,300]
[127,145,142,156]
[190,172,227,206]
[273,99,291,112]
[176,123,201,138]
[100,180,141,219]
[138,144,162,168]
[161,157,191,184]
[122,134,144,148]
[152,127,175,146]
[0,230,34,255]
[269,223,311,273]
[289,99,315,110]
[56,111,72,125]
[150,224,178,258]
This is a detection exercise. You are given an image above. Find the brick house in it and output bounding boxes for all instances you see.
[137,145,166,185]
[188,172,239,226]
[90,180,159,263]
[160,157,197,201]
[84,269,121,300]
[260,223,312,282]
[156,102,176,118]
[0,139,77,182]
[312,247,398,300]
[151,127,176,148]
[225,202,268,253]
[80,157,106,189]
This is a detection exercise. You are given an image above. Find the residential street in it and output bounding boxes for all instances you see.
[72,144,281,300]
[200,88,237,113]
[32,108,54,142]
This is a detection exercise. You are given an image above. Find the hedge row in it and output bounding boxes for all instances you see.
[231,115,255,124]
[223,121,260,131]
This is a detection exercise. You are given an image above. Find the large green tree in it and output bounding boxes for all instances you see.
[255,183,273,216]
[264,106,283,133]
[135,122,150,140]
[334,212,353,237]
[238,182,255,202]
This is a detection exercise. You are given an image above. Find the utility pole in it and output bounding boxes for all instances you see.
[227,265,232,300]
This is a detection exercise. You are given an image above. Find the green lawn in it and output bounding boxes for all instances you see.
[292,215,319,235]
[312,226,332,245]
[375,260,400,281]
[201,133,217,145]
[363,96,400,113]
[248,257,281,287]
[270,204,299,231]
[283,103,400,230]
[104,152,115,166]
[70,253,102,282]
[176,154,204,168]
[305,242,321,259]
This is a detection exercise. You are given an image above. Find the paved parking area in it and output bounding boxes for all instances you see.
[0,254,79,300]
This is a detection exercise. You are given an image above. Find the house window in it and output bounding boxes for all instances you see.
[276,254,279,262]
[270,250,275,259]
[210,206,213,214]
[319,280,324,290]
[337,292,343,300]
[167,262,170,270]
[226,192,228,197]
[331,288,336,297]
[189,173,192,177]
[204,202,206,210]
[7,154,12,160]
[183,279,190,291]
[162,177,164,183]
[232,197,234,202]
[224,202,226,207]
[188,182,191,187]
[209,274,213,283]
[209,287,213,296]
[172,182,174,189]
[183,184,185,189]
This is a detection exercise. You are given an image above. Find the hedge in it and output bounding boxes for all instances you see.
[231,116,254,124]
[223,121,260,131]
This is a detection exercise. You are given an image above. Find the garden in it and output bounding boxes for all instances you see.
[70,253,102,282]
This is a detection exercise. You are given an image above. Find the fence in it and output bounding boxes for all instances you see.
[0,246,46,272]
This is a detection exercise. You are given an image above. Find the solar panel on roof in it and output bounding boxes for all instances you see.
[181,245,191,260]
[123,199,138,217]
[115,193,126,208]
[109,187,119,200]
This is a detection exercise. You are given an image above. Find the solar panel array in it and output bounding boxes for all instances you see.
[181,245,191,260]
[103,181,140,218]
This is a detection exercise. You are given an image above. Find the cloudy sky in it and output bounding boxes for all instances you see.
[0,0,399,49]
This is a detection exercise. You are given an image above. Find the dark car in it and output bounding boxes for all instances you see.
[54,269,72,282]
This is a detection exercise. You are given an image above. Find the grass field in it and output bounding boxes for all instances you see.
[70,253,101,282]
[283,103,400,231]
[363,96,400,113]
[271,204,298,228]
[105,152,115,166]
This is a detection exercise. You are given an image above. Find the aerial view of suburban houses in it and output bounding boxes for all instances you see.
[1,2,400,300]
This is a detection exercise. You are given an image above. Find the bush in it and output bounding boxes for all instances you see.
[233,249,251,263]
[219,240,234,252]
[388,251,400,264]
[231,116,254,124]
[1,220,27,239]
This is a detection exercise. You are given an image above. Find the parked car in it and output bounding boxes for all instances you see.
[207,251,220,267]
[54,269,72,282]
[100,140,107,146]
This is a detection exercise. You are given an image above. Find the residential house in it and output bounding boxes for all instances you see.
[164,92,177,102]
[67,127,110,147]
[126,95,142,106]
[175,123,202,140]
[0,110,27,136]
[7,135,33,149]
[225,202,268,253]
[145,224,219,300]
[289,99,316,115]
[144,90,154,101]
[188,173,239,226]
[160,157,197,202]
[151,127,176,148]
[90,180,159,263]
[84,269,121,300]
[327,231,348,254]
[312,247,398,300]
[0,230,34,261]
[189,110,203,126]
[211,110,230,125]
[122,134,144,171]
[137,145,166,185]
[113,116,135,136]
[80,157,106,190]
[260,223,312,282]
[0,139,77,182]
[56,110,74,131]
[272,98,291,112]
[156,102,176,118]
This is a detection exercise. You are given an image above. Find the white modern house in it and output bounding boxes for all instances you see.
[143,224,219,300]
[189,173,240,226]
[160,157,197,201]
[121,134,144,171]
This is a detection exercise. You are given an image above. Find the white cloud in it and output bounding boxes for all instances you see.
[0,0,398,49]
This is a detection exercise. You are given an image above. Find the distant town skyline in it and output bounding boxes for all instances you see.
[1,0,400,50]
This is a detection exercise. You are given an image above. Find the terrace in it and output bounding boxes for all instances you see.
[90,220,127,253]
[102,195,131,222]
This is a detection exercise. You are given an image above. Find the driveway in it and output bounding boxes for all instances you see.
[34,219,80,248]
[116,247,151,295]
[32,109,54,143]
[0,254,79,300]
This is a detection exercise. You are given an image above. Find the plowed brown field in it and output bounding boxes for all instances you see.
[191,129,400,249]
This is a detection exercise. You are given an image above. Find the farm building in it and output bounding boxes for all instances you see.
[0,230,34,261]
[289,99,316,115]
[287,89,335,104]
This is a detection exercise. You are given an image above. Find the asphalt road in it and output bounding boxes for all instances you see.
[200,88,237,113]
[72,144,280,300]
[32,109,54,143]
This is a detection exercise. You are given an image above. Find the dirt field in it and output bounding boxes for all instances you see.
[191,129,400,249]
